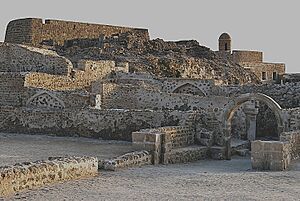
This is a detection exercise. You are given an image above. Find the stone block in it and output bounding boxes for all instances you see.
[132,132,145,143]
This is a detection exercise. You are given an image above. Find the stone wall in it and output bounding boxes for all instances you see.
[5,18,150,46]
[251,131,300,171]
[280,131,300,159]
[0,156,98,197]
[132,126,210,164]
[161,79,213,96]
[99,82,229,113]
[99,151,152,171]
[239,62,285,82]
[0,43,73,75]
[0,107,194,141]
[25,60,129,91]
[251,140,290,171]
[0,73,27,107]
[232,50,263,63]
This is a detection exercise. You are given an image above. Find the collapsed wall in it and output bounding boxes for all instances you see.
[0,156,98,197]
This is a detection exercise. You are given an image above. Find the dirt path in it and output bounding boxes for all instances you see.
[1,133,299,201]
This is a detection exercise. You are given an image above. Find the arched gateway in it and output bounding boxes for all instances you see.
[222,93,285,159]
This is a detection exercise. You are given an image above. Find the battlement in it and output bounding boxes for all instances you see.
[5,18,150,46]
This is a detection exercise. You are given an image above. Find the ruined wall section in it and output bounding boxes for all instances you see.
[99,82,229,113]
[0,107,194,141]
[240,62,285,81]
[5,18,150,46]
[0,73,28,107]
[161,79,213,96]
[232,50,263,63]
[0,156,98,197]
[0,43,73,75]
[218,82,300,109]
[251,131,300,171]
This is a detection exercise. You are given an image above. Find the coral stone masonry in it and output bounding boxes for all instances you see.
[0,17,299,197]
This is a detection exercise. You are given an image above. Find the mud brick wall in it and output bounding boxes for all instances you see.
[5,18,150,46]
[0,156,98,197]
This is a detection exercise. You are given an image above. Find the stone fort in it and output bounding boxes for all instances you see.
[0,18,299,196]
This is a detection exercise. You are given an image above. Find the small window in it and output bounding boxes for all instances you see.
[273,72,277,80]
[262,72,267,80]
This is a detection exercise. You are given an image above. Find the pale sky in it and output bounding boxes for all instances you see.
[1,0,299,72]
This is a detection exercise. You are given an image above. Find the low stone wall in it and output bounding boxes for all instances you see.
[0,156,98,197]
[251,141,290,171]
[167,146,208,164]
[132,126,211,164]
[0,107,193,141]
[251,131,300,171]
[99,151,152,171]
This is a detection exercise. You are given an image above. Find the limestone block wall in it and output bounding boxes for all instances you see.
[0,73,27,107]
[280,131,300,159]
[0,107,193,141]
[99,82,229,114]
[25,89,91,109]
[132,126,204,164]
[240,62,285,82]
[0,43,73,75]
[251,131,300,171]
[232,50,263,63]
[280,108,300,133]
[99,151,152,171]
[0,156,98,197]
[251,140,290,171]
[219,82,300,109]
[158,126,194,149]
[161,79,214,96]
[5,18,150,46]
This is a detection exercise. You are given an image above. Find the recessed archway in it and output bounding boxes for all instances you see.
[172,83,206,96]
[222,93,284,159]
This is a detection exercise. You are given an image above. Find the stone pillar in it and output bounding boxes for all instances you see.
[243,101,259,141]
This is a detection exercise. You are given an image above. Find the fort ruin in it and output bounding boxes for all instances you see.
[0,18,299,197]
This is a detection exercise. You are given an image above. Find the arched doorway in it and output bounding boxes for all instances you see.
[172,83,206,96]
[222,93,284,159]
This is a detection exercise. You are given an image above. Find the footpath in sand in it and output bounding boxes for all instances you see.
[1,133,299,201]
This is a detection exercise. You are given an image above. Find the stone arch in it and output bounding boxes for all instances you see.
[172,83,206,96]
[26,91,65,109]
[223,93,284,137]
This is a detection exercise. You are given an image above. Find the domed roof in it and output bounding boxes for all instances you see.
[219,33,231,40]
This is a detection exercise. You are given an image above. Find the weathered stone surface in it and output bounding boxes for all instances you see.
[99,151,152,171]
[251,132,300,171]
[0,156,98,197]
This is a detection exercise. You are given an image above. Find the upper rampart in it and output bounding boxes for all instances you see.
[4,18,150,46]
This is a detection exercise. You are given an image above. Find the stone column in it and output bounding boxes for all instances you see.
[243,101,259,141]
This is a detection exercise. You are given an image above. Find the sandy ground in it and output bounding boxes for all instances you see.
[1,133,299,201]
